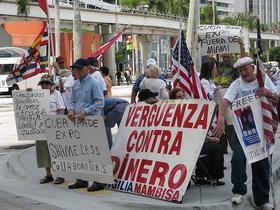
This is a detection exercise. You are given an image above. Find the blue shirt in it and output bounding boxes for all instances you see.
[70,74,104,116]
[104,98,129,115]
[132,74,166,92]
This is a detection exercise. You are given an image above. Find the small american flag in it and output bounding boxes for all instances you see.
[171,31,207,99]
[256,56,278,144]
[6,22,48,86]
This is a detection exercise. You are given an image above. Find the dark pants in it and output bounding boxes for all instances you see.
[226,125,270,206]
[196,142,224,180]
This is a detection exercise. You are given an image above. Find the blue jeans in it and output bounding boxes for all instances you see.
[104,102,128,149]
[226,125,270,206]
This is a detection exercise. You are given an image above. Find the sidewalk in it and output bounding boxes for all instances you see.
[0,132,280,210]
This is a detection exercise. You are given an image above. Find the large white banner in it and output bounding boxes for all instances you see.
[230,94,268,164]
[110,100,216,202]
[13,90,49,140]
[43,115,114,184]
[197,25,242,55]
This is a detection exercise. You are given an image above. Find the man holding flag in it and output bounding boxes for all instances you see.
[213,56,278,209]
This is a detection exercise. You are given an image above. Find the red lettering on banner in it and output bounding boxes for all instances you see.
[138,106,150,127]
[165,189,173,200]
[136,159,153,183]
[171,191,179,201]
[154,102,168,126]
[111,156,120,175]
[124,158,140,181]
[147,104,157,126]
[125,106,136,126]
[162,104,176,126]
[117,154,129,179]
[168,164,187,189]
[126,130,182,154]
[127,130,137,152]
[150,130,162,153]
[193,104,209,129]
[169,131,182,155]
[183,104,197,128]
[149,161,169,186]
[131,106,142,126]
[171,104,186,127]
[157,130,171,154]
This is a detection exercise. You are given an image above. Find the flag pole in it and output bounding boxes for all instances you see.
[176,18,183,87]
[256,16,277,209]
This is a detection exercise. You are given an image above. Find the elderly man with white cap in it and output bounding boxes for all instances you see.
[213,56,278,210]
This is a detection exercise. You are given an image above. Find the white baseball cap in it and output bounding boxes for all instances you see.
[233,57,254,69]
[146,58,156,66]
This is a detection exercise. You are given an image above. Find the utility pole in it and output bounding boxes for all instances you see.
[55,0,60,57]
[212,0,215,25]
[186,0,195,52]
[73,0,82,61]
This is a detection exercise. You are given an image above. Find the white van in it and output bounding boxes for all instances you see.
[0,47,44,96]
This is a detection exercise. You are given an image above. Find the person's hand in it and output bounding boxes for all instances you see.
[78,110,85,123]
[26,88,32,92]
[256,87,271,97]
[206,136,220,143]
[213,118,225,139]
[67,110,75,122]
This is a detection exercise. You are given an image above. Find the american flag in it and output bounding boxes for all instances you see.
[256,56,278,144]
[6,22,48,86]
[171,31,207,99]
[171,31,217,136]
[38,0,49,17]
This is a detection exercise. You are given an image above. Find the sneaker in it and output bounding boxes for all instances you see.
[231,194,243,204]
[259,203,273,210]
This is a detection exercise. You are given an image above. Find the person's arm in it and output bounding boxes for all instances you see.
[213,98,231,138]
[131,76,142,103]
[201,79,214,100]
[55,91,66,115]
[256,87,279,104]
[131,90,137,104]
[238,38,246,58]
[83,81,105,115]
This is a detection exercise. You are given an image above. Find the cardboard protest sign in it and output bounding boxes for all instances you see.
[110,100,216,202]
[197,25,242,55]
[230,94,268,164]
[43,115,114,183]
[13,90,49,140]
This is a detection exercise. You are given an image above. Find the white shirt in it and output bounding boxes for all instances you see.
[224,75,277,103]
[49,90,65,115]
[201,78,216,100]
[91,71,107,91]
[140,77,166,91]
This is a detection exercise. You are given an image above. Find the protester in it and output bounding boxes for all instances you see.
[36,74,65,185]
[87,57,107,97]
[115,70,123,86]
[100,66,112,98]
[199,57,220,100]
[124,68,132,85]
[67,58,105,191]
[131,58,166,103]
[213,57,278,209]
[139,64,169,100]
[138,89,158,104]
[169,87,186,99]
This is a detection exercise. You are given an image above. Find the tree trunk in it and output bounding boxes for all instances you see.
[73,0,82,61]
[55,0,60,57]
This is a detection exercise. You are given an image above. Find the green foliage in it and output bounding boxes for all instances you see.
[121,0,148,8]
[220,13,257,31]
[16,0,30,17]
[200,4,219,24]
[60,26,94,32]
[269,46,280,61]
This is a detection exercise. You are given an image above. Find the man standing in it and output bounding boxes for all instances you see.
[67,58,105,190]
[87,57,108,97]
[213,57,278,210]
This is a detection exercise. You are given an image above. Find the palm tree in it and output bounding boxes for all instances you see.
[220,12,257,31]
[16,0,30,17]
[200,4,219,24]
[73,0,82,60]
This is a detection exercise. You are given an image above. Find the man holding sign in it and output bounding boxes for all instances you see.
[213,57,278,210]
[67,58,105,191]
